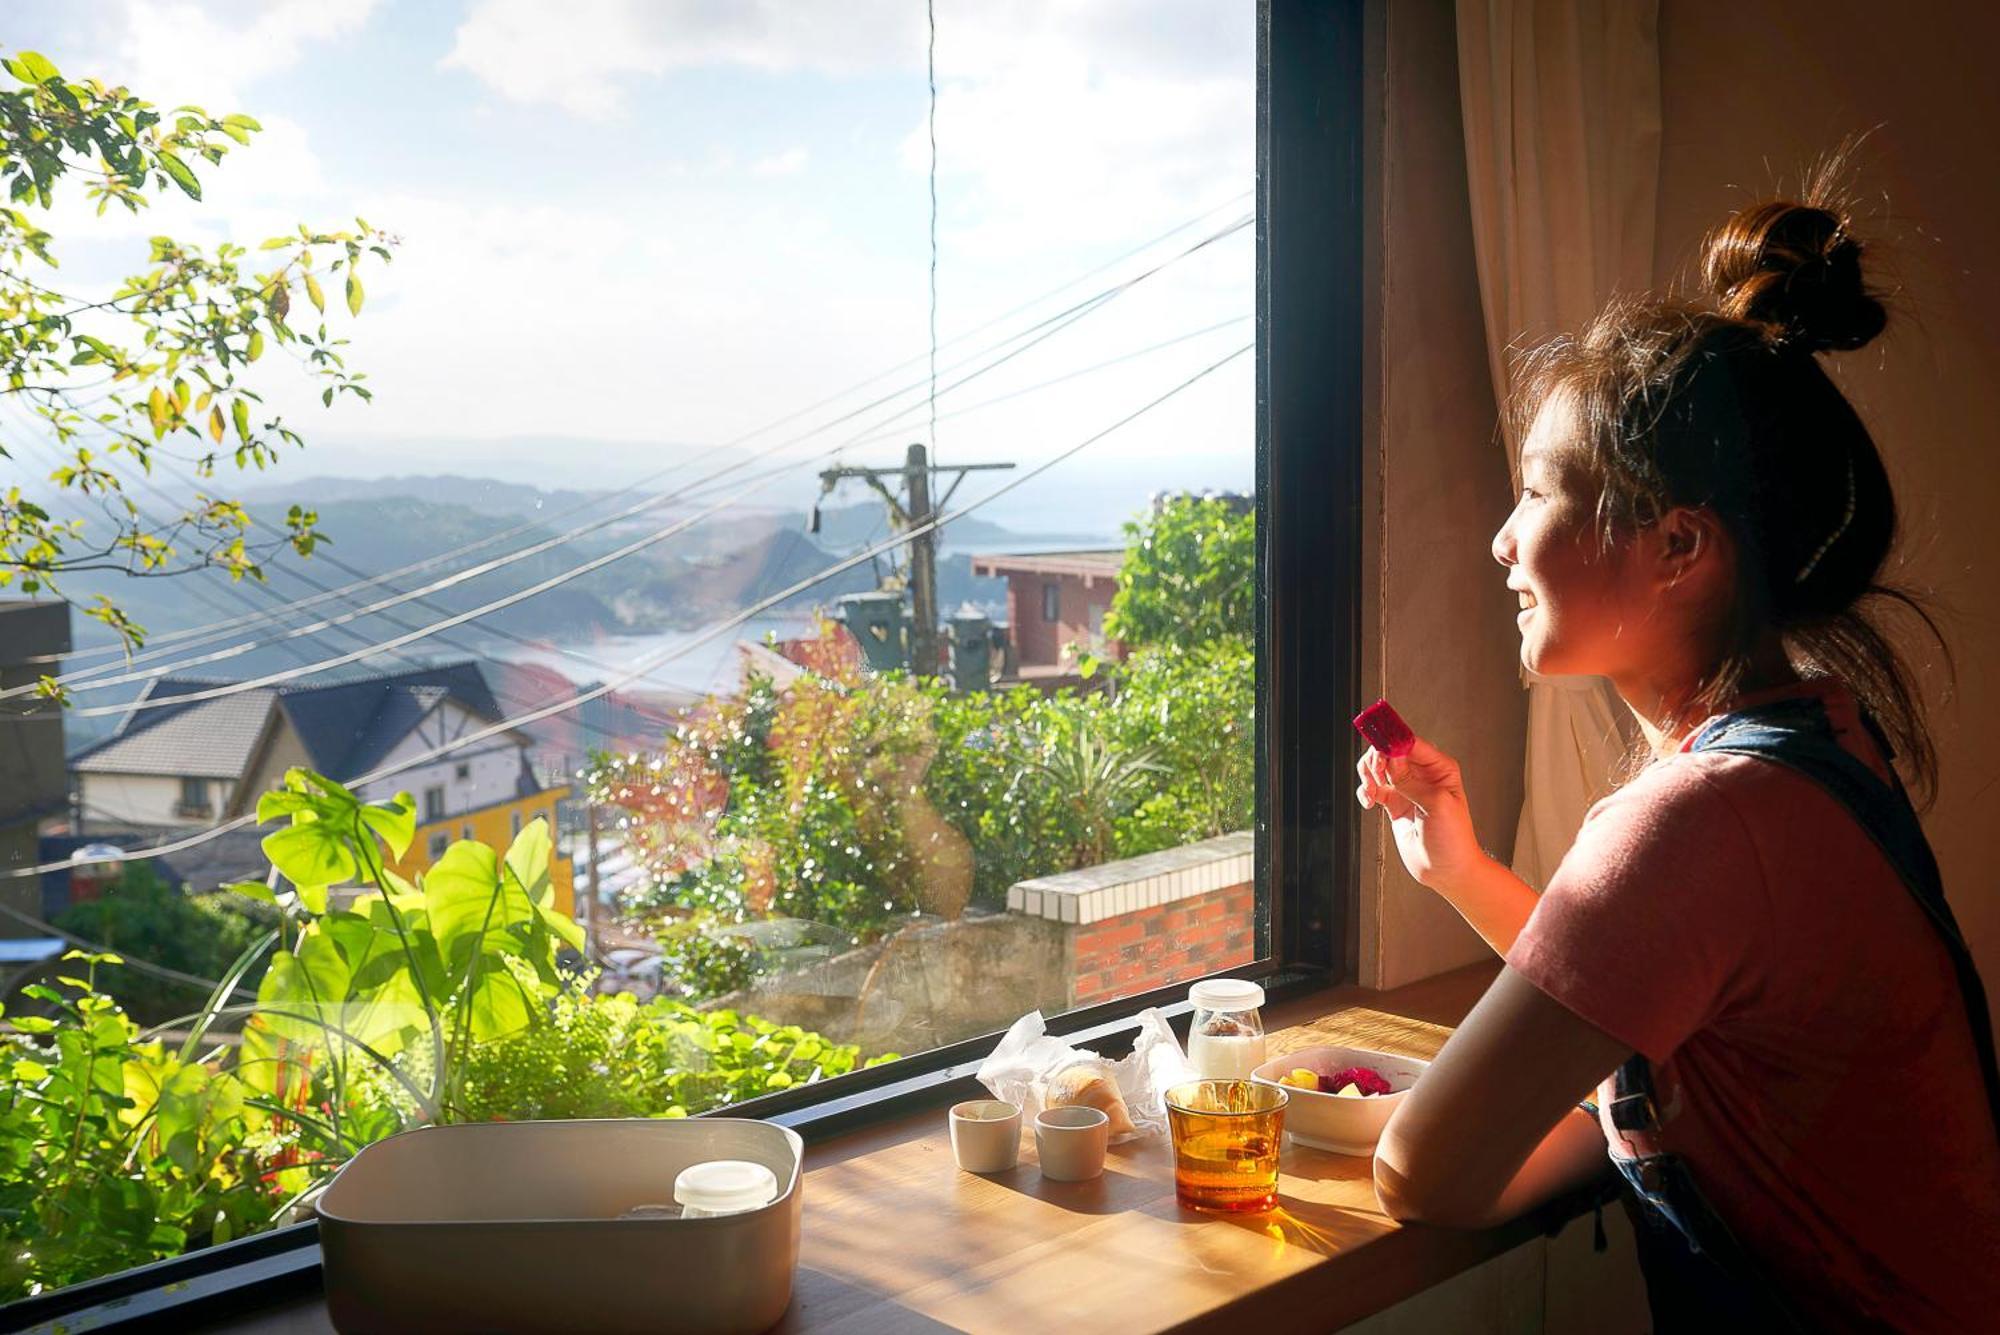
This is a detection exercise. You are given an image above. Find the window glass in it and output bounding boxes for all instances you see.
[5,0,1257,1301]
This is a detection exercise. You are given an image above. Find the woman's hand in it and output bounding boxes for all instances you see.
[1355,737,1487,892]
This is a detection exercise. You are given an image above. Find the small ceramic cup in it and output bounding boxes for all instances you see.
[1034,1105,1109,1182]
[949,1099,1023,1173]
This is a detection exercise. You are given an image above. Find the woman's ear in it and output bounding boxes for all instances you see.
[1651,506,1727,591]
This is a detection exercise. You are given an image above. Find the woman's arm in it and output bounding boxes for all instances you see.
[1373,966,1630,1228]
[1357,740,1543,955]
[1414,852,1542,957]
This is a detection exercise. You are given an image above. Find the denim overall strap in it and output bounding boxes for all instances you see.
[1605,696,1997,1332]
[1690,698,2000,1128]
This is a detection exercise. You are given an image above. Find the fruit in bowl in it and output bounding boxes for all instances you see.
[1251,1046,1428,1156]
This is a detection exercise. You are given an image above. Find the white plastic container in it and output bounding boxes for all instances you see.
[1187,978,1267,1079]
[675,1159,780,1218]
[317,1118,803,1334]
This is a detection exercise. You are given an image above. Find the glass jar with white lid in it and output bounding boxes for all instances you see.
[1186,978,1267,1079]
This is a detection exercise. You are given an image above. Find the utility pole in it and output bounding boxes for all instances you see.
[817,444,1013,676]
[584,798,601,959]
[902,444,940,676]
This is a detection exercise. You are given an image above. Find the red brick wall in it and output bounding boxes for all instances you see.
[1068,882,1256,1005]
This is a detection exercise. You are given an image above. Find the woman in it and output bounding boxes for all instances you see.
[1356,188,2000,1332]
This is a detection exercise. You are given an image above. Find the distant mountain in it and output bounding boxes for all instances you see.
[47,476,1062,676]
[242,474,615,519]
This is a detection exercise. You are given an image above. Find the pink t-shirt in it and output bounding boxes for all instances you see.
[1508,681,2000,1332]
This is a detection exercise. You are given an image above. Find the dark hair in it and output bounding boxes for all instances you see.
[1511,174,1948,802]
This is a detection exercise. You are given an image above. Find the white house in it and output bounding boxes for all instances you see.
[72,663,540,834]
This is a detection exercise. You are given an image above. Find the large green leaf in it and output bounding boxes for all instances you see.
[465,969,534,1041]
[343,968,429,1053]
[503,818,552,906]
[358,792,415,860]
[422,841,518,969]
[262,821,356,890]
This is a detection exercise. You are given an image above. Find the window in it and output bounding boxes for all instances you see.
[4,1,1362,1313]
[454,762,470,781]
[176,776,208,815]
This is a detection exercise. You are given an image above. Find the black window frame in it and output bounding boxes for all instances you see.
[7,2,1364,1324]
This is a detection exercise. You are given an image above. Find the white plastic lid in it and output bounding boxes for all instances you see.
[673,1159,780,1215]
[1189,978,1265,1012]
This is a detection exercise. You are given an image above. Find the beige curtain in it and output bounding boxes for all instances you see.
[1455,0,1662,887]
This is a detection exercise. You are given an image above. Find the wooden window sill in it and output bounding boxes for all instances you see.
[776,959,1599,1334]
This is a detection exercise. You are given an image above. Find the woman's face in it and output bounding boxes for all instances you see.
[1491,395,1656,679]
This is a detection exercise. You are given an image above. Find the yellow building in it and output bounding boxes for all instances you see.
[389,784,576,921]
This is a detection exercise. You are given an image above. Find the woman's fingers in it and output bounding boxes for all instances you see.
[1355,751,1417,818]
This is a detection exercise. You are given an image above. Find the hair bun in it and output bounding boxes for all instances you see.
[1701,200,1887,352]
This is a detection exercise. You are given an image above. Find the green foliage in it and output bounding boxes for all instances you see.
[601,620,1256,924]
[0,952,270,1302]
[1103,494,1255,650]
[0,49,395,662]
[51,862,274,1026]
[0,767,873,1301]
[922,682,1092,908]
[1102,636,1256,855]
[453,991,883,1123]
[648,915,757,1001]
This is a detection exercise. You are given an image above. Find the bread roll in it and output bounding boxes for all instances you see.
[1046,1062,1135,1139]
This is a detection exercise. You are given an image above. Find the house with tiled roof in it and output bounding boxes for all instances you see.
[69,662,574,912]
[72,663,520,829]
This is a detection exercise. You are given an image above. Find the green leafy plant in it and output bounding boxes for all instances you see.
[0,49,394,666]
[453,990,889,1123]
[1019,722,1166,867]
[0,951,271,1301]
[242,767,583,1132]
[1103,493,1255,650]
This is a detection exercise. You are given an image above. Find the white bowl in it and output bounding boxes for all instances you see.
[1249,1045,1428,1156]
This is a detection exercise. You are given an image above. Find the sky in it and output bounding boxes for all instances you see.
[4,1,1256,536]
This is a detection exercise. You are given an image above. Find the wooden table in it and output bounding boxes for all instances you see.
[771,961,1561,1334]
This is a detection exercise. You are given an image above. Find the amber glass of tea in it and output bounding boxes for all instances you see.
[1165,1079,1288,1213]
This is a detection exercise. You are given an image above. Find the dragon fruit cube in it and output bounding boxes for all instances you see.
[1321,1066,1395,1097]
[1352,699,1416,759]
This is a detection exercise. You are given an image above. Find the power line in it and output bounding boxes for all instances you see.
[839,313,1251,452]
[4,342,1250,883]
[28,216,1250,708]
[29,196,1251,671]
[63,456,808,717]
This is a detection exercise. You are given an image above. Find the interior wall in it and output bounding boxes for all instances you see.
[1653,0,2000,1019]
[1359,0,1526,988]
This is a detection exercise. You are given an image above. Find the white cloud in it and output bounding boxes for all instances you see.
[749,147,808,178]
[95,0,381,112]
[442,0,922,118]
